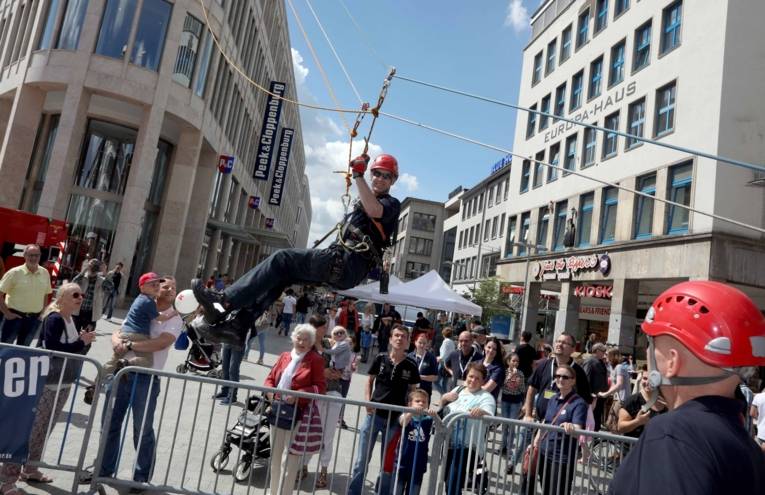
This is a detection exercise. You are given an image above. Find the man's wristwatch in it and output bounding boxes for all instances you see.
[126,340,133,351]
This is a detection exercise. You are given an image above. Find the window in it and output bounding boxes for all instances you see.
[552,200,568,251]
[539,94,551,130]
[546,39,557,75]
[537,210,550,249]
[75,119,137,195]
[496,182,503,204]
[600,187,618,243]
[461,207,467,221]
[533,51,543,84]
[570,71,584,111]
[577,9,590,48]
[560,25,572,62]
[595,0,608,33]
[481,253,500,278]
[518,213,531,255]
[484,220,491,241]
[583,125,597,167]
[491,216,498,238]
[130,0,173,71]
[554,83,566,120]
[655,82,676,136]
[57,0,89,50]
[578,193,594,247]
[173,14,204,87]
[504,179,509,200]
[633,21,651,71]
[533,151,545,188]
[548,143,560,182]
[96,0,137,59]
[405,261,430,280]
[589,57,603,99]
[564,134,577,174]
[520,160,531,193]
[408,237,433,256]
[666,162,692,234]
[458,230,464,249]
[398,213,408,234]
[194,30,214,97]
[603,112,620,158]
[660,1,682,55]
[615,0,629,17]
[505,216,517,257]
[412,212,437,232]
[499,213,506,237]
[526,104,537,138]
[37,0,60,50]
[634,174,656,239]
[626,98,645,149]
[478,193,484,212]
[488,186,494,207]
[609,40,626,86]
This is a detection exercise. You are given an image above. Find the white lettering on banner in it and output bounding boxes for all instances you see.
[2,356,49,397]
[580,306,611,316]
[574,285,613,299]
[269,128,295,206]
[254,81,287,180]
[533,253,611,280]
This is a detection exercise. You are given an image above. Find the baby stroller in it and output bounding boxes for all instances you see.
[210,395,272,481]
[176,319,222,378]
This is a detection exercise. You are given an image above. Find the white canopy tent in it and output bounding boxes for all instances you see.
[335,275,405,301]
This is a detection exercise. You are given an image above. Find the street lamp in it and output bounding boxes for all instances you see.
[506,240,548,342]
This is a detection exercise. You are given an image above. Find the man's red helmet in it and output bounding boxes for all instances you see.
[370,154,398,179]
[642,281,765,368]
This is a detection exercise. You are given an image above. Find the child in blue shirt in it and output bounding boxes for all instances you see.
[391,389,436,495]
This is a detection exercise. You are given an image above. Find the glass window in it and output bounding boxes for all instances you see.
[655,81,676,136]
[626,98,645,149]
[600,187,618,243]
[504,179,509,200]
[526,104,537,138]
[578,193,594,247]
[560,25,572,62]
[548,143,560,182]
[583,125,597,167]
[75,120,137,195]
[496,182,503,204]
[537,211,550,249]
[570,71,583,111]
[481,253,500,278]
[408,237,433,256]
[499,213,505,237]
[57,0,89,50]
[172,14,204,87]
[405,261,430,280]
[634,174,656,239]
[539,94,551,130]
[484,220,490,242]
[26,115,60,213]
[633,21,651,71]
[546,39,557,75]
[609,40,626,86]
[96,0,138,60]
[520,160,531,193]
[66,194,122,263]
[37,0,60,50]
[615,0,629,17]
[518,213,531,255]
[504,216,517,257]
[666,162,692,234]
[660,1,682,55]
[194,30,214,97]
[603,112,620,158]
[589,57,603,99]
[554,83,566,119]
[491,216,498,238]
[488,186,494,207]
[130,0,173,71]
[413,212,437,232]
[564,134,577,174]
[577,9,590,48]
[595,0,608,33]
[533,151,545,188]
[533,51,543,84]
[553,200,568,251]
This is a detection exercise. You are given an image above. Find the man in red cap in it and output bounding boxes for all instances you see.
[609,281,765,493]
[192,154,401,345]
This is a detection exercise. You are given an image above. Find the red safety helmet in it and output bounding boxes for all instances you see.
[642,280,765,368]
[370,154,399,179]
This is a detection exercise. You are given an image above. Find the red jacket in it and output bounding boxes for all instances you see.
[337,308,361,333]
[265,349,327,407]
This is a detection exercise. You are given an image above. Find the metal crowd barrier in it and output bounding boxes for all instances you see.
[0,342,106,494]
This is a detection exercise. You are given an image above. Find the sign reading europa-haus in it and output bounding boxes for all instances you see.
[533,253,611,281]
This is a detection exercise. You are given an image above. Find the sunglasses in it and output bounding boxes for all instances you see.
[372,170,393,181]
[554,374,574,380]
[71,293,83,299]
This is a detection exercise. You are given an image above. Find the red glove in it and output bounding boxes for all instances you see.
[350,154,370,178]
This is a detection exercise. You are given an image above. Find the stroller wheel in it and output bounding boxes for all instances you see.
[176,364,187,374]
[234,459,252,482]
[210,449,230,472]
[207,369,221,378]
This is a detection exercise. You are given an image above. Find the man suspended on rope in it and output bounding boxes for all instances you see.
[190,154,401,345]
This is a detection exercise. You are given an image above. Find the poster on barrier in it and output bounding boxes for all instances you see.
[0,348,49,463]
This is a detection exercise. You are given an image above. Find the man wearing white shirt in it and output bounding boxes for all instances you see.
[752,388,765,453]
[280,289,297,336]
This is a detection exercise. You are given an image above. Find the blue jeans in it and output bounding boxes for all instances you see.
[296,312,307,324]
[501,401,523,462]
[280,313,293,335]
[99,374,161,482]
[102,289,118,319]
[246,330,266,361]
[223,246,371,317]
[348,414,399,495]
[221,344,244,398]
[0,314,40,346]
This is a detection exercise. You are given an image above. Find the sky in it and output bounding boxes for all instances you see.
[284,0,539,245]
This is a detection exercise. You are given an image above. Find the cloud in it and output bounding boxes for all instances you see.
[504,0,530,34]
[393,173,419,194]
[291,48,309,86]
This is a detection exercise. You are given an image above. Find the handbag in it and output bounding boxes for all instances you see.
[267,399,299,429]
[289,386,323,455]
[522,394,576,478]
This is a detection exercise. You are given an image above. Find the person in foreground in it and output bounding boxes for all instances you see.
[609,281,765,494]
[191,154,401,345]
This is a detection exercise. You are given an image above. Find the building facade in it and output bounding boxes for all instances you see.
[438,186,463,283]
[0,0,311,295]
[498,0,765,354]
[391,197,445,281]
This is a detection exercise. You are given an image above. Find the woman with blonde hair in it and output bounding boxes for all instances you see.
[1,283,95,493]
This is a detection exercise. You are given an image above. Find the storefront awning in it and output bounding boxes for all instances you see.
[206,218,292,249]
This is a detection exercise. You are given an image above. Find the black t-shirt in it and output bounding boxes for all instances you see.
[515,342,536,379]
[583,356,609,393]
[609,396,765,495]
[368,353,420,419]
[296,295,310,313]
[445,349,483,388]
[414,317,431,329]
[344,194,400,252]
[620,392,666,439]
[528,357,592,420]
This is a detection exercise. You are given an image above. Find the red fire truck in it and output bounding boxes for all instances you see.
[0,206,69,285]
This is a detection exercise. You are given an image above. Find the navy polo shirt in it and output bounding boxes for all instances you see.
[609,395,765,494]
[539,391,588,464]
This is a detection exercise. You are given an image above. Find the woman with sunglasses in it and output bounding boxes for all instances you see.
[1,283,95,492]
[531,363,587,495]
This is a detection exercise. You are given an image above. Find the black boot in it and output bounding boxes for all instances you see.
[191,278,226,323]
